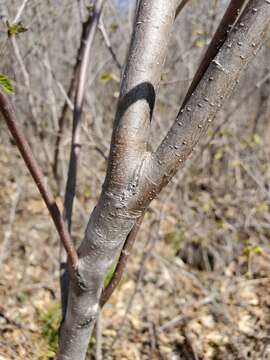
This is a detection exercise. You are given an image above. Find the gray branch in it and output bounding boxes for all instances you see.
[57,1,177,359]
[139,0,270,202]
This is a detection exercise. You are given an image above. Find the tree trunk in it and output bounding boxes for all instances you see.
[57,0,270,359]
[57,1,178,358]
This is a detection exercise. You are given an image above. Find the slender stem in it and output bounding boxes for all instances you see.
[0,89,79,269]
[53,10,98,181]
[13,0,29,23]
[60,0,106,319]
[64,0,106,232]
[99,18,122,70]
[175,0,190,18]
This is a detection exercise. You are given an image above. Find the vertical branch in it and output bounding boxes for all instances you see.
[58,1,178,359]
[53,12,96,180]
[64,0,105,232]
[59,0,105,319]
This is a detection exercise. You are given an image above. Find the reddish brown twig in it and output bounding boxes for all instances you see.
[101,213,144,307]
[182,0,246,108]
[0,89,79,269]
[175,0,190,18]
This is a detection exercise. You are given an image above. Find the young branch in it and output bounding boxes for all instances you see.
[175,0,190,18]
[0,90,79,269]
[99,17,122,70]
[140,0,270,201]
[53,9,101,180]
[58,0,106,318]
[64,0,105,232]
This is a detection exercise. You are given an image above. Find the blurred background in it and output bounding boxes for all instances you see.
[0,0,270,359]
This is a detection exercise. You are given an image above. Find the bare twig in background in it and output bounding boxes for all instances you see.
[63,0,106,232]
[110,211,164,350]
[59,0,106,319]
[53,12,93,181]
[7,1,39,137]
[0,89,79,269]
[13,0,29,23]
[53,2,108,183]
[99,17,122,70]
[175,0,190,18]
[182,0,246,107]
[203,71,270,151]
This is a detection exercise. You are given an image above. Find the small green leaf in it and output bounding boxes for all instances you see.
[253,245,263,255]
[100,72,113,83]
[195,38,205,48]
[104,263,117,288]
[99,72,119,83]
[253,133,262,145]
[110,22,119,32]
[214,148,223,161]
[0,74,14,94]
[7,20,28,37]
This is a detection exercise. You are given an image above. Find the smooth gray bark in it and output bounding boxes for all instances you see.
[57,1,177,359]
[137,0,270,201]
[57,1,270,359]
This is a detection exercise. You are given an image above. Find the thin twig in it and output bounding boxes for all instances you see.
[59,0,106,318]
[64,0,106,231]
[99,17,122,70]
[202,71,270,152]
[53,15,90,180]
[182,0,246,108]
[175,0,190,18]
[13,0,29,23]
[0,89,79,269]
